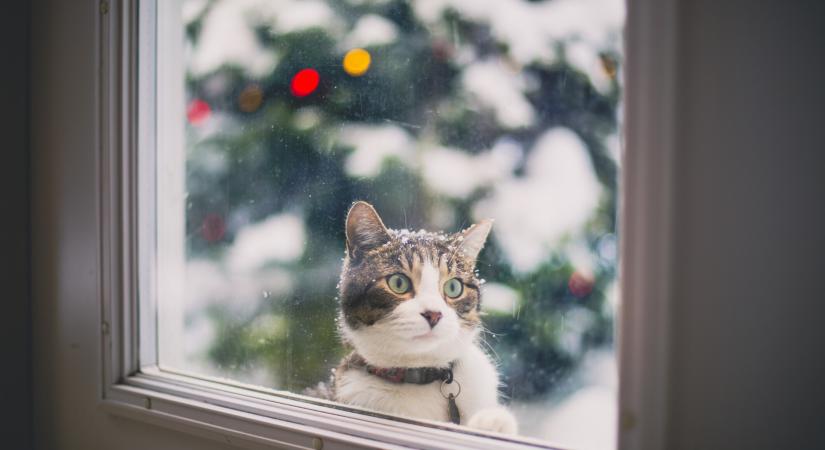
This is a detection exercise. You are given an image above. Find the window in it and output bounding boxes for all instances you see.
[152,0,623,447]
[103,0,634,448]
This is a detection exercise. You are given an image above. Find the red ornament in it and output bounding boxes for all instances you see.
[568,271,594,298]
[201,213,226,243]
[431,40,454,62]
[187,99,211,125]
[290,68,320,97]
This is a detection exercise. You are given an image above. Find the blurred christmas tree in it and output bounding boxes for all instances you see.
[179,0,622,400]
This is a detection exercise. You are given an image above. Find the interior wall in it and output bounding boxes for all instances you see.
[29,1,233,449]
[669,1,825,449]
[0,1,33,449]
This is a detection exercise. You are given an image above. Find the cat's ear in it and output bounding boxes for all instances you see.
[457,219,493,262]
[346,201,391,259]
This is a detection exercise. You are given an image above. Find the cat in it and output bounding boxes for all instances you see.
[331,201,518,434]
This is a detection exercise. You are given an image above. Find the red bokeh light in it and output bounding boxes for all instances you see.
[187,99,211,125]
[201,213,226,243]
[431,40,454,62]
[568,271,595,298]
[290,68,320,97]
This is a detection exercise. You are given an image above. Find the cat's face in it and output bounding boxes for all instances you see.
[338,201,492,367]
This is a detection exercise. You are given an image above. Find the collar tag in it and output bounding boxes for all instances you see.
[440,377,462,425]
[447,394,461,424]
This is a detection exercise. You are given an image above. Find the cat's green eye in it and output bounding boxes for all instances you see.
[443,278,464,298]
[387,273,411,294]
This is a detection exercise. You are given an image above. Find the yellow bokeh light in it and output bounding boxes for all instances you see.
[343,48,371,77]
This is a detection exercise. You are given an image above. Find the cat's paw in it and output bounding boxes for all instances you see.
[467,407,518,435]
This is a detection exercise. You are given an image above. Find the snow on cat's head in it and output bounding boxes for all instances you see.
[337,201,492,368]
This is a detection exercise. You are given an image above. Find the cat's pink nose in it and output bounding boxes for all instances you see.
[421,310,442,328]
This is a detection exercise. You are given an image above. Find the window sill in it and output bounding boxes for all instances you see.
[102,368,559,450]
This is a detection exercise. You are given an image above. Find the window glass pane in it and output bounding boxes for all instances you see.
[156,0,623,447]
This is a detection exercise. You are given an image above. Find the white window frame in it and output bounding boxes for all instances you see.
[97,0,677,449]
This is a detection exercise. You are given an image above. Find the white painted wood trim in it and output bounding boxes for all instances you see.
[99,0,141,388]
[105,369,561,450]
[618,0,679,449]
[154,0,188,370]
[137,0,159,368]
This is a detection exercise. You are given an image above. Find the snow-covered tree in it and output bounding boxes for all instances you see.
[180,0,623,399]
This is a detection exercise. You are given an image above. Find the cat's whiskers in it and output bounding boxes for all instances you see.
[476,325,502,364]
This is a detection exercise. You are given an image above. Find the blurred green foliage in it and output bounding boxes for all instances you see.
[182,0,619,400]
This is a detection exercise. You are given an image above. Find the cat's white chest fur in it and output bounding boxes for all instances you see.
[335,344,517,434]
